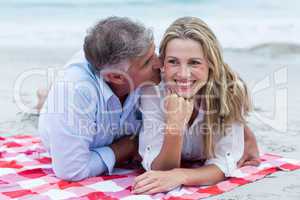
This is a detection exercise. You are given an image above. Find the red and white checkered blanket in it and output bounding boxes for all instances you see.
[0,135,299,200]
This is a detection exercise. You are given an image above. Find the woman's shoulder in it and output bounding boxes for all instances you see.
[140,82,165,110]
[140,82,165,96]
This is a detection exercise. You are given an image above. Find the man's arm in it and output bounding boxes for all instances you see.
[237,125,260,167]
[39,83,114,181]
[110,135,138,165]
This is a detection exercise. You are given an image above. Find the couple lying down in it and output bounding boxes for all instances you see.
[38,16,260,195]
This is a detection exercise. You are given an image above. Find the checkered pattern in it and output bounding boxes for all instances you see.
[0,135,299,200]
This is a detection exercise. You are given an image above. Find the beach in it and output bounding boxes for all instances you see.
[0,0,300,199]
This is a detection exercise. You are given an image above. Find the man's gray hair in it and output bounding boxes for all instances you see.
[83,16,154,71]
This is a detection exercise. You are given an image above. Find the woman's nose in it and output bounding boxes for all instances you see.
[177,64,191,77]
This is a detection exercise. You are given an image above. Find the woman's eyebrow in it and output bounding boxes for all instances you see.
[165,56,177,59]
[189,57,204,61]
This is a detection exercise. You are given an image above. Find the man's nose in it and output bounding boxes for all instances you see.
[152,54,162,70]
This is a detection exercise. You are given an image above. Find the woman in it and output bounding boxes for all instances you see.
[133,16,252,194]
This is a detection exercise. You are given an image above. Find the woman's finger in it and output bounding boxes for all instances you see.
[237,157,260,168]
[133,172,150,187]
[165,87,171,96]
[133,181,159,194]
[243,159,261,167]
[133,176,156,190]
[166,84,176,95]
[237,157,246,168]
[143,185,165,195]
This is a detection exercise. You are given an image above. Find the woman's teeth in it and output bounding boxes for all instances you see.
[175,80,194,87]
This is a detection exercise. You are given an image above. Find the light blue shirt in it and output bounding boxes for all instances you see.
[38,50,142,181]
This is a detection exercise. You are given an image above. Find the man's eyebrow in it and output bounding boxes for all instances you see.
[144,54,154,65]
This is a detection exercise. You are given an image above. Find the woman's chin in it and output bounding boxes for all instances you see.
[176,90,194,99]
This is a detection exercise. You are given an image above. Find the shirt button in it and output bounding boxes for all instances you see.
[226,152,231,156]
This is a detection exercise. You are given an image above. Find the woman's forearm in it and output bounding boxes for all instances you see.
[133,164,225,195]
[151,128,184,170]
[175,164,225,186]
[151,93,194,171]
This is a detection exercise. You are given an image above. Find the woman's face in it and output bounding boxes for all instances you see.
[163,38,209,99]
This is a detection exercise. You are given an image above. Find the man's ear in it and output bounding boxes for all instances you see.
[103,72,126,85]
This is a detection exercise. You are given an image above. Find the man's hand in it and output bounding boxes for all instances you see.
[110,136,138,165]
[237,126,261,167]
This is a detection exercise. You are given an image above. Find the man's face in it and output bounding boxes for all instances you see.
[126,43,162,91]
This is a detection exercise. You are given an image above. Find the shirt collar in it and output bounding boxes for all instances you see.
[66,49,117,104]
[87,62,142,107]
[86,62,115,103]
[99,76,116,103]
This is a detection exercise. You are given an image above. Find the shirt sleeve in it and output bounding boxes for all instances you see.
[38,80,115,181]
[138,87,165,171]
[205,122,244,177]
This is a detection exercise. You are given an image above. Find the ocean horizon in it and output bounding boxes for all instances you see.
[1,0,300,50]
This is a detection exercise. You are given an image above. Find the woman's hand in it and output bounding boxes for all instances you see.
[164,93,194,130]
[237,126,260,167]
[132,169,185,195]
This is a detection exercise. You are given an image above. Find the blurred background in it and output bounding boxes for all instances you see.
[0,1,299,198]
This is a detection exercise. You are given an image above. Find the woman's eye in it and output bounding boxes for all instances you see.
[190,61,201,65]
[168,59,177,64]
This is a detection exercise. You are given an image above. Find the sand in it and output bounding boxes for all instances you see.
[0,45,299,199]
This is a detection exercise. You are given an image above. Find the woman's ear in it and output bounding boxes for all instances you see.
[160,65,165,73]
[159,56,165,72]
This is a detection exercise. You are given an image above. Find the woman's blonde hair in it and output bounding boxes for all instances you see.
[159,17,251,158]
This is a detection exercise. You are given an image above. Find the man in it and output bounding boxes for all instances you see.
[38,16,259,181]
